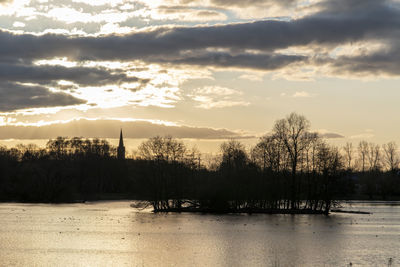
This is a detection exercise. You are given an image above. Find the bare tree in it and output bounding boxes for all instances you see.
[138,136,187,162]
[164,136,187,162]
[47,136,69,159]
[367,143,381,171]
[342,142,353,170]
[383,142,399,172]
[250,137,268,171]
[251,134,285,172]
[220,140,248,170]
[302,132,319,173]
[273,112,311,209]
[184,146,202,170]
[358,141,369,172]
[315,143,343,214]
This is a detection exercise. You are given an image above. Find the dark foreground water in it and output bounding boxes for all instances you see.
[0,201,399,267]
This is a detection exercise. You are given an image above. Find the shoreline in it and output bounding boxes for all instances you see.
[152,207,327,215]
[0,200,388,215]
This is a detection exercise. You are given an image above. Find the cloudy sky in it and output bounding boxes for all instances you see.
[0,0,400,151]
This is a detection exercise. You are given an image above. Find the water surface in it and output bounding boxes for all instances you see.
[0,201,399,266]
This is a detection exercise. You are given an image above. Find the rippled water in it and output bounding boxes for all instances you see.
[0,201,399,266]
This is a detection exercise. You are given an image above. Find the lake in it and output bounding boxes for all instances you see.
[0,201,399,266]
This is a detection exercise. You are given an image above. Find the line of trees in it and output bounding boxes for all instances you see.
[342,141,400,173]
[340,140,400,199]
[0,137,129,202]
[0,113,400,214]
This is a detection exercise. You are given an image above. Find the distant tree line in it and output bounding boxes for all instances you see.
[0,137,128,202]
[1,113,400,214]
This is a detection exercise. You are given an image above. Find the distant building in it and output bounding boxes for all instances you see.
[117,129,125,160]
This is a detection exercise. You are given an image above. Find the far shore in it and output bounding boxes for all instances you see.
[151,207,327,215]
[0,198,393,216]
[2,194,400,204]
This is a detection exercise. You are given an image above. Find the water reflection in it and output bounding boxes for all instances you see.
[0,201,399,266]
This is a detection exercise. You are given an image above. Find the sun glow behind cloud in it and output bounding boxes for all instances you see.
[35,58,78,68]
[2,55,214,127]
[31,58,206,110]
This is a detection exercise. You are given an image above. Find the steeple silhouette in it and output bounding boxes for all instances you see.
[117,129,125,160]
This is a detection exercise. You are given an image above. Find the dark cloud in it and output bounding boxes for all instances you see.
[328,44,400,76]
[0,63,148,87]
[165,52,305,70]
[0,82,86,111]
[316,0,390,13]
[209,0,297,7]
[179,0,297,8]
[0,0,399,74]
[0,119,251,139]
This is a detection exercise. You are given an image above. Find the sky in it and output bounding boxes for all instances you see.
[1,0,400,152]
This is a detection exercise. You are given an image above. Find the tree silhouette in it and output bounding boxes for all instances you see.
[0,113,399,211]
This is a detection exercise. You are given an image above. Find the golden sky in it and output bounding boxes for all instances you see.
[1,0,400,151]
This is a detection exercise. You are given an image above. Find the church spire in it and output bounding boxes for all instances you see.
[117,129,125,160]
[119,128,124,147]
